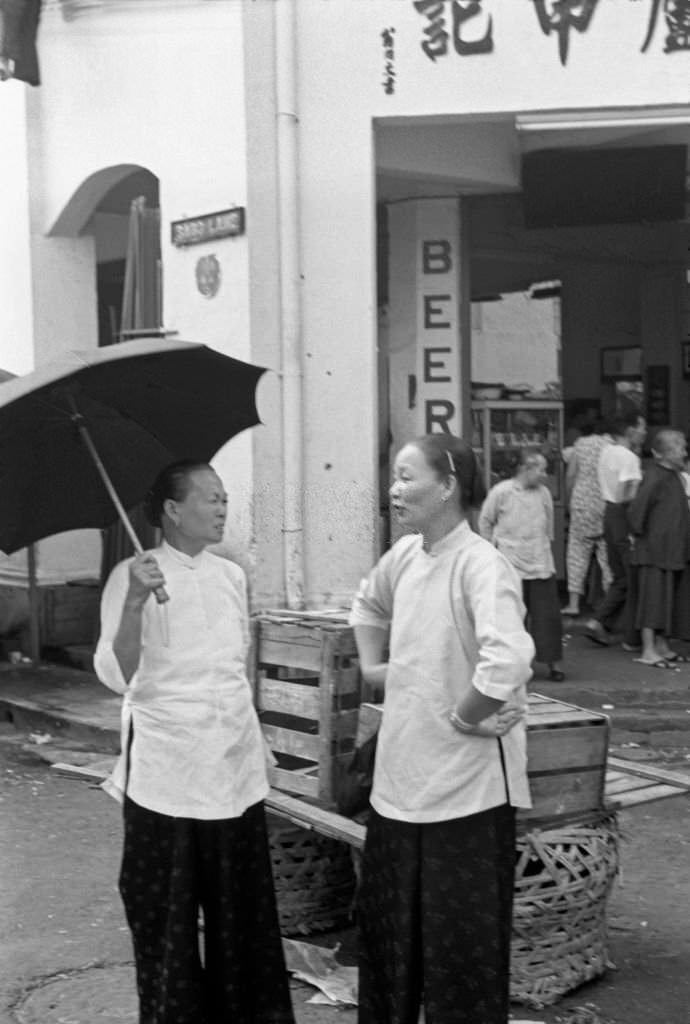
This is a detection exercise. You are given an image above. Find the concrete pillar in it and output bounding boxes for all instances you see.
[387,197,469,453]
[0,84,34,374]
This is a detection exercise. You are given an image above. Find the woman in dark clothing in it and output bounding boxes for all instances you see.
[629,429,690,667]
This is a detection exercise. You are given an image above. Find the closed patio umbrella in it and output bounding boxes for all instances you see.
[100,195,163,584]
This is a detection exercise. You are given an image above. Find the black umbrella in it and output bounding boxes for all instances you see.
[0,338,266,559]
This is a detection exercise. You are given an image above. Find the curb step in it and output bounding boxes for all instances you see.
[0,696,120,754]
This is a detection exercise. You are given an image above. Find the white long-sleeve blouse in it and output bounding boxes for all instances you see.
[94,541,269,820]
[349,520,534,823]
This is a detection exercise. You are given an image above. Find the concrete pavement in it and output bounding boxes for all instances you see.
[2,621,690,1024]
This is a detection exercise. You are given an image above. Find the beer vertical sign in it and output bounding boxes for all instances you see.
[416,199,461,435]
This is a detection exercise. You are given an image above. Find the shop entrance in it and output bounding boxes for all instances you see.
[376,114,690,559]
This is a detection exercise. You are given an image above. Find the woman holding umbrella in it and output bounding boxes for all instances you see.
[94,460,294,1024]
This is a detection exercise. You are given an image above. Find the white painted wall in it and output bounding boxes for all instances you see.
[0,84,34,374]
[242,0,284,609]
[1,0,254,584]
[296,51,379,605]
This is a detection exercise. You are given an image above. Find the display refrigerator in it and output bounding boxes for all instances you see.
[471,399,565,578]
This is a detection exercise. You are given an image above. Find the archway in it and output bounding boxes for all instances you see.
[38,164,162,615]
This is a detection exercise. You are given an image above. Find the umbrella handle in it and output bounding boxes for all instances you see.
[71,412,171,604]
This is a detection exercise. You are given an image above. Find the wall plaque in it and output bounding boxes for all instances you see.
[196,255,221,298]
[171,207,245,247]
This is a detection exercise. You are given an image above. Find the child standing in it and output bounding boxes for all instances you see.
[478,450,565,681]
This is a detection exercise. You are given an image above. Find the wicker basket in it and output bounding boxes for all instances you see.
[268,815,356,936]
[510,814,619,1008]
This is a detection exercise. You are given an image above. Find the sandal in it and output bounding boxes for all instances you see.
[632,657,674,669]
[585,622,610,647]
[663,652,690,664]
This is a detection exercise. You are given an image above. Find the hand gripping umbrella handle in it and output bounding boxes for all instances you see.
[72,414,170,605]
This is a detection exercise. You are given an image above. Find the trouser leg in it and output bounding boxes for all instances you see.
[422,805,516,1024]
[199,802,295,1024]
[522,577,563,664]
[357,812,423,1024]
[595,535,612,590]
[566,525,594,597]
[596,504,630,630]
[119,798,205,1024]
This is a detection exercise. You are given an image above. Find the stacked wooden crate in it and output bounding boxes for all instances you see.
[358,692,610,827]
[253,611,361,934]
[254,610,610,827]
[522,692,609,824]
[40,581,100,647]
[253,610,362,811]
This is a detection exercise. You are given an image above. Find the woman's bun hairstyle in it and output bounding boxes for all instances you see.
[414,434,486,510]
[144,459,212,527]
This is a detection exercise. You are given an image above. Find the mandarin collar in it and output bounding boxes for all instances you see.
[420,519,471,557]
[161,539,205,570]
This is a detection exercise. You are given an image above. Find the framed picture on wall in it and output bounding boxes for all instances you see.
[600,346,642,381]
[646,365,671,426]
[682,342,690,379]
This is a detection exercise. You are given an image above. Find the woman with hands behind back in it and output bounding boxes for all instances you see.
[349,434,535,1024]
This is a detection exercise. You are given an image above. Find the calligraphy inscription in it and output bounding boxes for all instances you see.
[381,26,397,93]
[411,0,690,66]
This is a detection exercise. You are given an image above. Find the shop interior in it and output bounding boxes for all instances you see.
[376,114,690,565]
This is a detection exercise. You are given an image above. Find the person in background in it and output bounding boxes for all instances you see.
[94,460,294,1024]
[561,419,613,617]
[585,411,647,648]
[561,422,582,468]
[350,433,534,1024]
[478,449,565,682]
[628,429,690,667]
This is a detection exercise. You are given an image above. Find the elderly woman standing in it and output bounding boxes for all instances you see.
[478,449,565,681]
[629,429,690,667]
[94,460,294,1024]
[350,434,534,1024]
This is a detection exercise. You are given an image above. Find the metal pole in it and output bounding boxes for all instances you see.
[71,410,169,605]
[26,544,40,665]
[275,0,305,610]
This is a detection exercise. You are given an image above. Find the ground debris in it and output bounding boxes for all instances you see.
[28,731,53,745]
[554,1004,613,1024]
[282,938,357,1006]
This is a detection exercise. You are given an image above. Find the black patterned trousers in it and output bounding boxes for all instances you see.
[119,797,295,1024]
[357,804,516,1024]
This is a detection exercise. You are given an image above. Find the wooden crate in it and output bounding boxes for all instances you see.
[40,581,100,646]
[522,693,609,824]
[253,611,362,809]
[357,693,609,826]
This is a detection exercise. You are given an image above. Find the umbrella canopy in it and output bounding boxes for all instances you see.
[0,338,266,554]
